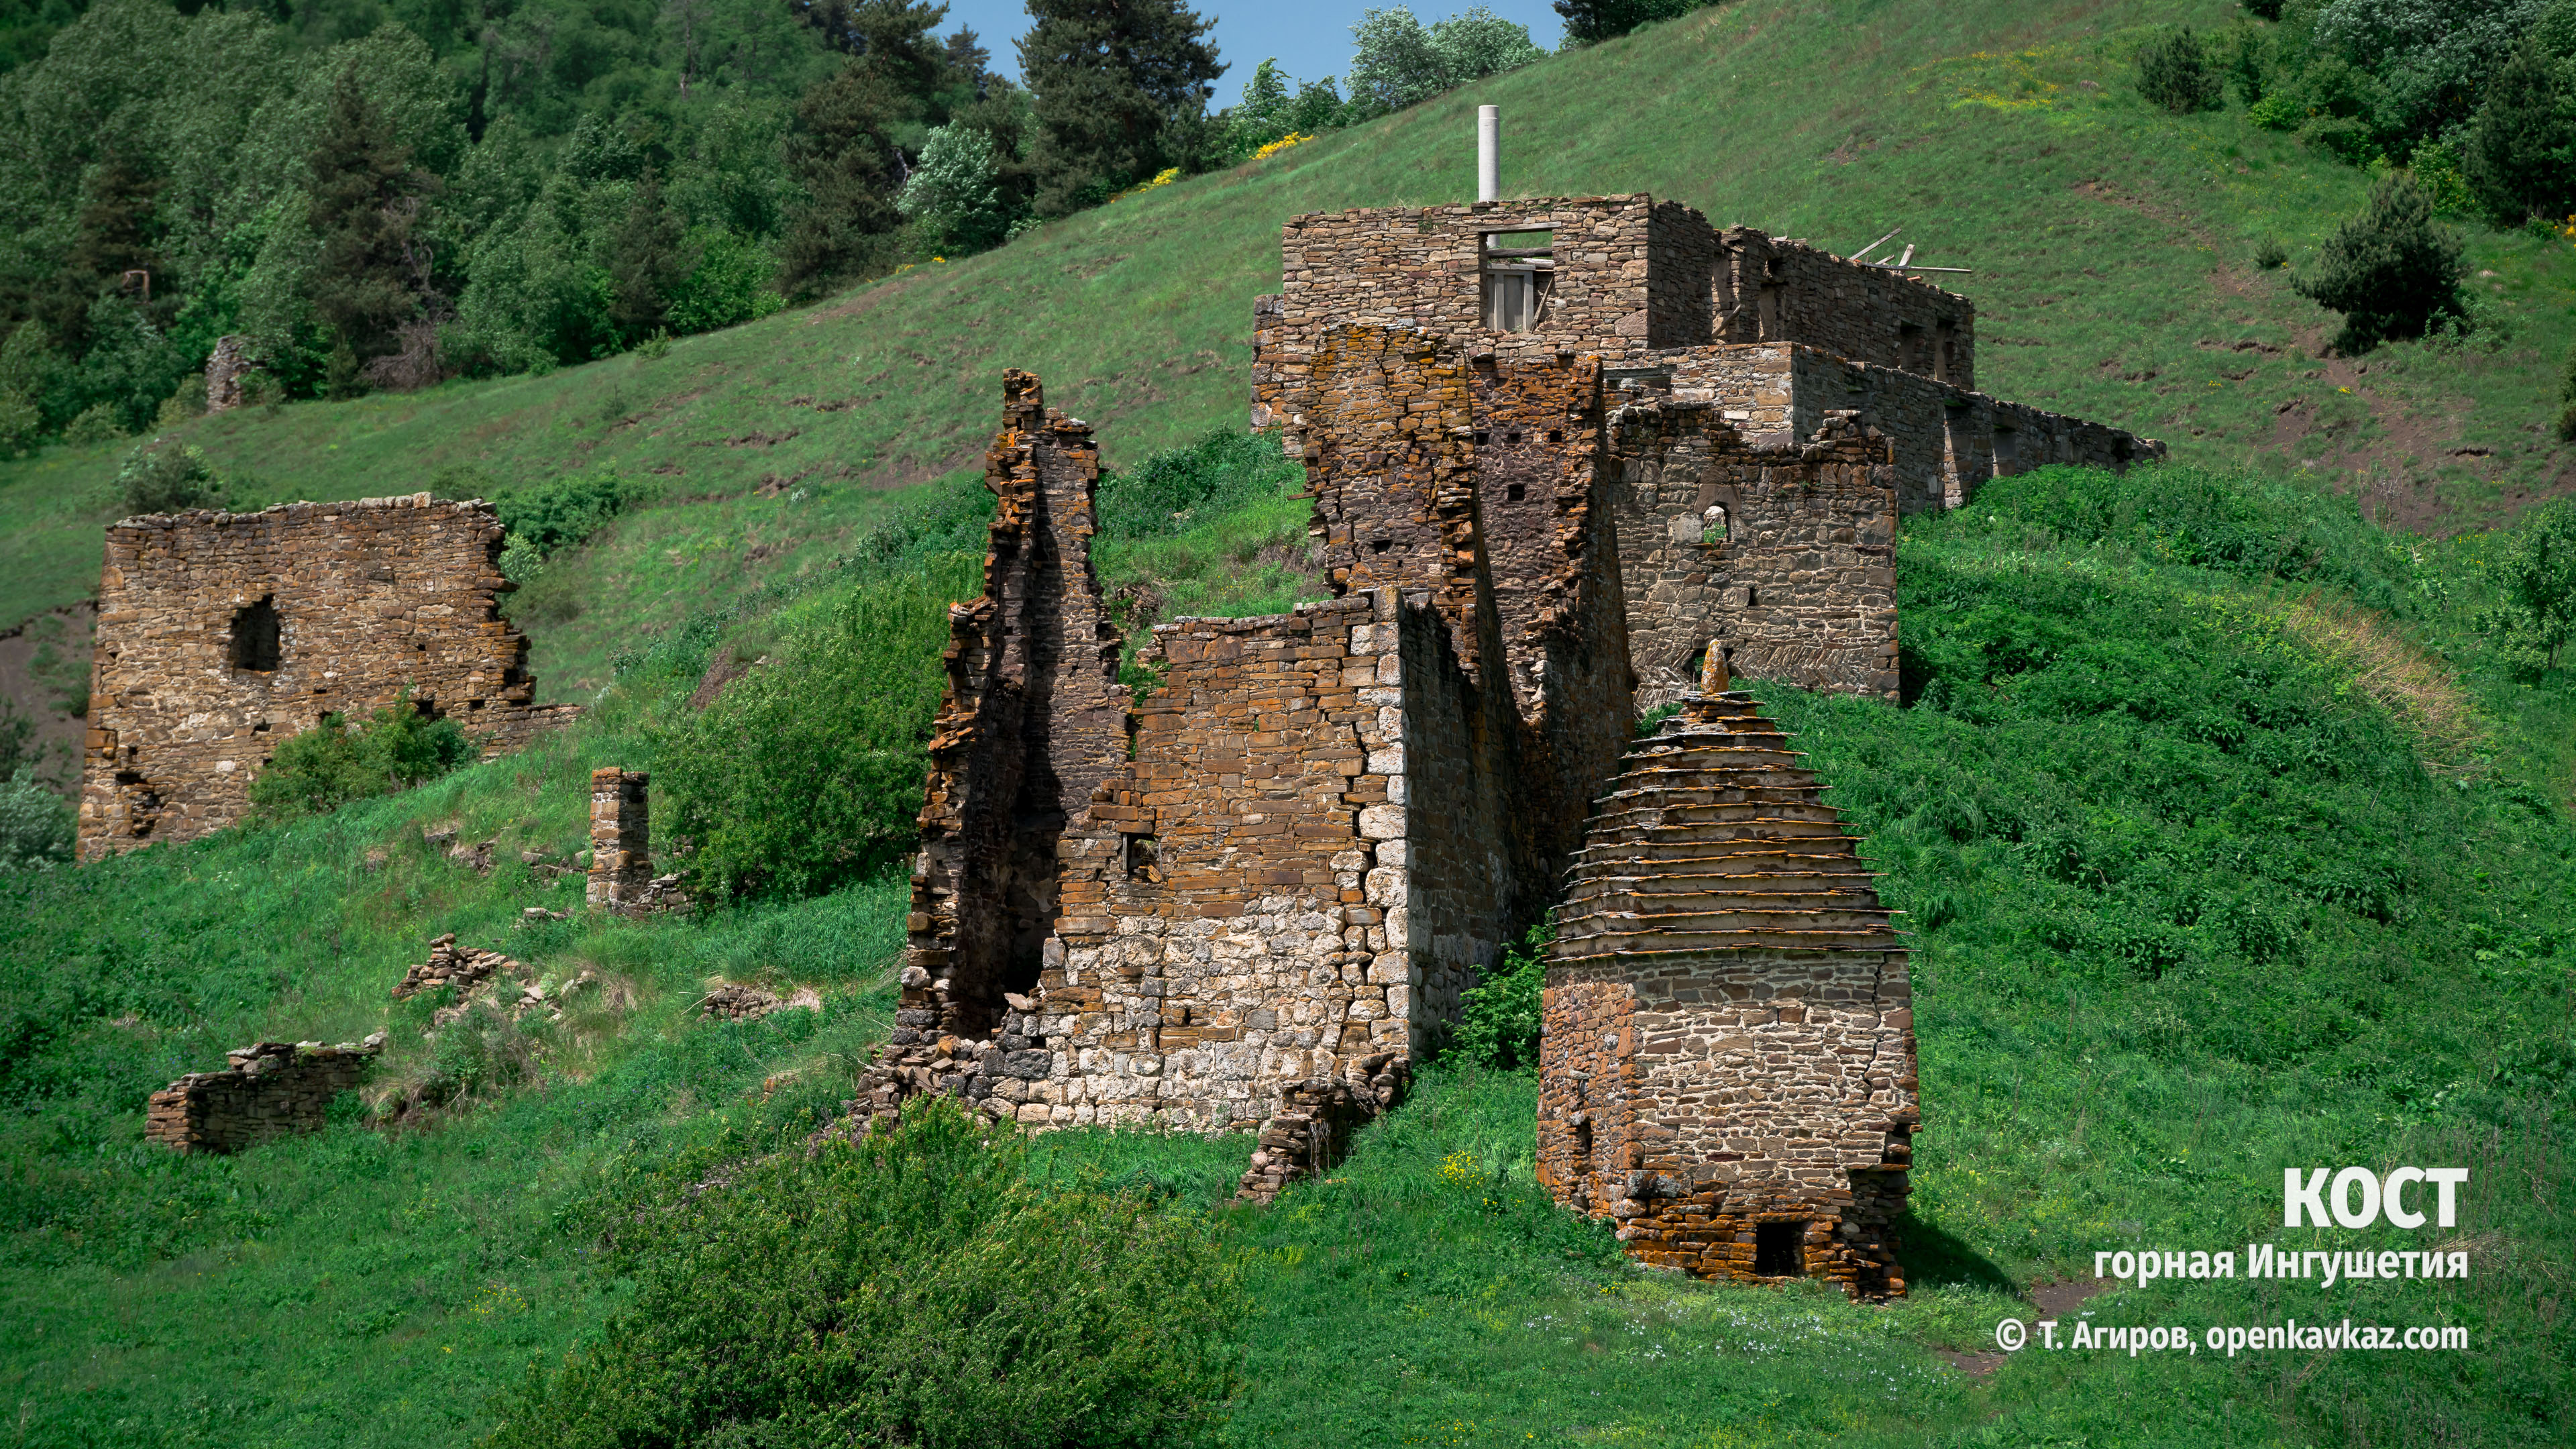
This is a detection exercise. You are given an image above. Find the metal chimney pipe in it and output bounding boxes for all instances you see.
[1477,105,1499,203]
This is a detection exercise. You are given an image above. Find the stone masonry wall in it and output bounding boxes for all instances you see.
[906,372,1128,1038]
[1252,197,1983,443]
[1538,693,1919,1298]
[81,493,578,859]
[1606,405,1900,707]
[146,1037,382,1153]
[1713,228,1977,390]
[588,767,651,910]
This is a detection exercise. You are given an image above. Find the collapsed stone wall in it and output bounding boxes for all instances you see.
[868,347,1635,1161]
[1779,350,2159,514]
[1712,228,1976,390]
[1605,405,1900,708]
[146,1037,383,1153]
[80,493,578,860]
[1250,195,1982,443]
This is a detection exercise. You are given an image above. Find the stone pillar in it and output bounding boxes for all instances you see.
[588,767,651,910]
[204,335,252,413]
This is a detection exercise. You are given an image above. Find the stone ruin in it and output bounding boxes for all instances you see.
[857,193,2153,1297]
[79,492,580,860]
[145,1036,383,1154]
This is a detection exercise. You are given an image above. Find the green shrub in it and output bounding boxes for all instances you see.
[2292,174,2464,353]
[115,439,224,516]
[246,690,477,822]
[490,466,632,572]
[2136,28,2223,113]
[1450,920,1548,1072]
[659,559,976,898]
[2254,235,2289,268]
[60,402,127,445]
[2477,498,2576,676]
[0,394,38,456]
[2249,91,2303,129]
[0,769,72,871]
[1095,427,1303,543]
[485,1097,1242,1449]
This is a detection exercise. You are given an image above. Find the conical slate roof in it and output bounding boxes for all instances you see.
[1553,691,1899,961]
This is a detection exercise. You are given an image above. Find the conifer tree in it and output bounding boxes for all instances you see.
[1018,0,1224,219]
[2293,174,2464,353]
[608,172,699,341]
[305,68,440,386]
[2464,42,2576,224]
[777,0,956,298]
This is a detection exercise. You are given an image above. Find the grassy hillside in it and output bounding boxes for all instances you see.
[4,2,2575,1446]
[5,455,2569,1447]
[4,0,2573,696]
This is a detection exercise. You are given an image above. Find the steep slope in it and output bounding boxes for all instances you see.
[3,0,2571,691]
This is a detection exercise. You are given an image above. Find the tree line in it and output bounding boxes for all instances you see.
[0,0,1559,449]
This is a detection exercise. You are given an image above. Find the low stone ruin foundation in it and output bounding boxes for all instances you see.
[146,1037,383,1153]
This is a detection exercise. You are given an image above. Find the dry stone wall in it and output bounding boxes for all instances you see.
[588,767,653,910]
[1538,692,1919,1298]
[81,493,577,859]
[1712,228,1976,390]
[1606,406,1900,707]
[861,353,1635,1172]
[146,1037,382,1153]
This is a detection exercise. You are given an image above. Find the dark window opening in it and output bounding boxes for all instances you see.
[1898,323,1925,373]
[1474,431,1489,445]
[1124,833,1159,881]
[1754,1220,1805,1276]
[1547,429,1562,443]
[227,598,280,673]
[1506,431,1523,445]
[1505,482,1526,502]
[1573,1116,1593,1167]
[1371,537,1392,553]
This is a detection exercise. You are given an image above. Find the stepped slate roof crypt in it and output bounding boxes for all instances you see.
[860,194,2158,1295]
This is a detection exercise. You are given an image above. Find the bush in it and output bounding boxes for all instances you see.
[485,1097,1242,1449]
[2292,174,2464,353]
[2137,28,2224,113]
[115,440,224,515]
[492,466,631,564]
[659,559,976,898]
[246,690,477,822]
[2255,235,2289,268]
[2249,91,2304,128]
[1095,427,1304,541]
[1450,920,1547,1071]
[0,769,72,871]
[61,403,127,445]
[2477,497,2576,676]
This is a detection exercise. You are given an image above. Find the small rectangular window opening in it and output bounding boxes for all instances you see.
[1480,229,1554,333]
[1505,482,1526,502]
[1754,1220,1806,1277]
[228,597,280,673]
[1124,833,1159,881]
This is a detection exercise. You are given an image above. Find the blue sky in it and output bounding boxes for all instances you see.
[932,1,1568,100]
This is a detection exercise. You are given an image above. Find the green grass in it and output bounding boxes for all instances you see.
[7,455,2568,1446]
[5,1,2576,1443]
[8,0,2573,676]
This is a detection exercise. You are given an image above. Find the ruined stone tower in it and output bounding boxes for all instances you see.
[867,192,2153,1295]
[81,493,578,859]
